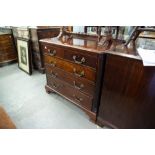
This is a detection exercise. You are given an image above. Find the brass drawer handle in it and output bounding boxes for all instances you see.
[73,94,83,102]
[73,81,84,90]
[73,68,85,77]
[53,83,58,88]
[48,49,56,56]
[73,55,85,64]
[51,71,58,78]
[52,83,63,89]
[50,61,56,67]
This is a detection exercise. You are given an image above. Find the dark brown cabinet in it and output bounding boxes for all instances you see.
[0,33,17,66]
[97,53,155,128]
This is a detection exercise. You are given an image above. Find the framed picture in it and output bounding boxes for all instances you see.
[17,38,32,75]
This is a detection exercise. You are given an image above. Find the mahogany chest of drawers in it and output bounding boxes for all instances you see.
[29,27,60,73]
[40,33,109,121]
[0,31,17,66]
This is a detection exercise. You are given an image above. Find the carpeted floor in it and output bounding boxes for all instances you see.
[0,63,105,129]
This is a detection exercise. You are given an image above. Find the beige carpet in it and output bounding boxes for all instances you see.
[0,106,16,129]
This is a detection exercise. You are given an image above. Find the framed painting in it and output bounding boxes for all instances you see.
[17,38,32,75]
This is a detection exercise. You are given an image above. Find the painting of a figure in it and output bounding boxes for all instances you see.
[20,46,27,65]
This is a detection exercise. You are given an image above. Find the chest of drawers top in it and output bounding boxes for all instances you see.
[40,34,107,55]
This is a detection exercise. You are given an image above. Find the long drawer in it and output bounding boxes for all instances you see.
[46,74,93,110]
[0,35,12,41]
[0,52,17,62]
[0,47,16,54]
[42,44,98,69]
[45,64,95,96]
[44,55,96,82]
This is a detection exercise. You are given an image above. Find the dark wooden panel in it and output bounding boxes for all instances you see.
[97,54,155,129]
[45,64,95,96]
[44,54,96,82]
[47,74,93,110]
[37,29,60,39]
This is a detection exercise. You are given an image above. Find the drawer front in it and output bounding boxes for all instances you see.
[0,36,14,45]
[0,34,12,41]
[44,55,96,82]
[0,41,14,48]
[42,44,64,59]
[0,47,16,54]
[0,52,17,62]
[47,74,93,110]
[45,64,95,96]
[64,49,98,69]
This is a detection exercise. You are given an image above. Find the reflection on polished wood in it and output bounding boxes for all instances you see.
[40,32,124,53]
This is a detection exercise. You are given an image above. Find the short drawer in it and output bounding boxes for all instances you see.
[45,64,95,96]
[41,44,64,58]
[64,49,98,69]
[46,75,93,110]
[44,55,96,82]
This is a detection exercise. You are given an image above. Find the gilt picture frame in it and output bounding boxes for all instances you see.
[17,38,32,75]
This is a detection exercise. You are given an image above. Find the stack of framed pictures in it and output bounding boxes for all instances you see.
[17,38,32,75]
